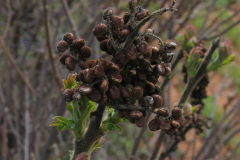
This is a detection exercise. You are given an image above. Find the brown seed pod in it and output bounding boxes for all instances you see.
[96,58,107,69]
[167,42,177,51]
[80,46,92,59]
[100,79,109,92]
[63,32,74,44]
[156,108,169,117]
[139,96,154,108]
[159,121,171,130]
[79,85,92,96]
[147,74,157,83]
[144,46,152,59]
[129,0,137,11]
[93,65,105,78]
[137,41,148,55]
[135,9,149,21]
[162,66,171,76]
[57,40,69,52]
[132,86,144,99]
[139,59,151,70]
[148,119,160,131]
[155,64,165,75]
[100,39,109,52]
[78,61,89,70]
[65,57,76,71]
[134,80,146,89]
[87,88,102,102]
[153,85,161,94]
[120,87,130,98]
[112,52,129,68]
[59,54,71,65]
[87,60,96,68]
[111,15,124,29]
[145,29,153,42]
[107,40,116,53]
[109,72,122,83]
[76,70,84,82]
[106,61,120,71]
[151,94,163,109]
[175,116,185,128]
[119,29,131,40]
[63,89,74,102]
[72,92,82,100]
[171,120,180,128]
[128,58,139,67]
[124,45,138,60]
[136,70,147,80]
[96,35,108,42]
[128,116,136,124]
[151,47,159,61]
[92,23,107,37]
[83,68,94,84]
[146,81,155,94]
[102,7,113,20]
[165,128,176,135]
[112,28,120,38]
[109,85,120,99]
[98,93,108,104]
[121,73,132,84]
[172,107,182,119]
[130,110,143,119]
[121,110,131,119]
[71,39,86,50]
[135,117,145,127]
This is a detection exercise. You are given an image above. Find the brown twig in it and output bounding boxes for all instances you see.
[148,131,165,160]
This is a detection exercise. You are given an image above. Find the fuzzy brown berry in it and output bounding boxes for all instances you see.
[148,119,160,131]
[135,117,145,127]
[111,15,124,29]
[151,47,159,61]
[135,9,149,21]
[156,108,169,117]
[102,7,113,20]
[175,116,185,128]
[93,65,105,78]
[125,45,138,60]
[109,85,120,99]
[130,110,143,119]
[87,88,102,102]
[159,121,171,130]
[65,57,76,71]
[136,70,147,80]
[132,86,144,99]
[100,39,109,52]
[63,89,74,102]
[59,54,71,65]
[79,85,92,96]
[171,120,180,128]
[155,64,165,75]
[144,46,152,59]
[107,61,120,71]
[121,73,132,84]
[137,41,148,55]
[80,46,92,59]
[78,61,89,70]
[93,23,107,37]
[120,87,130,98]
[139,59,151,70]
[96,58,107,69]
[63,32,74,44]
[146,82,155,93]
[71,39,86,49]
[129,0,137,11]
[151,94,163,109]
[83,68,94,83]
[139,96,154,108]
[87,60,96,68]
[172,107,182,119]
[119,29,131,40]
[100,79,109,92]
[109,72,122,83]
[57,40,69,52]
[72,92,82,100]
[112,52,129,68]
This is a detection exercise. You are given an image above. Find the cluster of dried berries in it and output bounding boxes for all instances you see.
[57,0,180,130]
[182,41,209,106]
[148,107,185,135]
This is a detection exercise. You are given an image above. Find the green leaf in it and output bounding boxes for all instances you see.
[57,125,67,132]
[67,119,75,130]
[111,124,122,133]
[50,121,65,126]
[54,116,68,124]
[220,55,235,66]
[66,103,73,117]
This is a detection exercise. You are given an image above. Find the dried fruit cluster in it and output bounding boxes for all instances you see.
[57,0,180,130]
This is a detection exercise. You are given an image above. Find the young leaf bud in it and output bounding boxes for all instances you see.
[59,54,71,65]
[162,66,171,76]
[71,39,86,50]
[172,107,182,119]
[109,72,122,83]
[96,35,108,42]
[87,88,102,102]
[92,23,107,37]
[151,47,160,61]
[160,121,171,130]
[63,89,74,102]
[93,65,105,78]
[130,110,143,119]
[139,96,154,108]
[132,86,144,99]
[167,42,177,51]
[151,94,163,109]
[102,7,113,20]
[155,64,165,75]
[165,128,176,135]
[83,68,94,84]
[109,85,120,99]
[100,79,109,92]
[135,9,149,21]
[124,45,138,60]
[63,32,74,44]
[148,119,160,131]
[111,15,124,29]
[96,58,107,69]
[79,85,92,96]
[153,85,161,94]
[129,0,137,11]
[80,46,92,59]
[121,73,132,84]
[57,40,69,52]
[119,29,131,40]
[65,57,76,71]
[136,70,147,80]
[123,14,130,24]
[146,81,155,93]
[147,74,157,83]
[144,46,152,59]
[107,61,120,71]
[171,120,180,128]
[76,70,84,82]
[107,40,116,53]
[78,61,89,70]
[112,52,129,69]
[135,117,145,127]
[87,60,96,68]
[128,58,139,67]
[175,116,185,128]
[134,80,146,89]
[120,87,130,98]
[156,108,169,117]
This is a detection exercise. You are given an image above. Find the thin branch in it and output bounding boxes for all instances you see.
[148,131,165,160]
[24,85,30,160]
[43,0,63,90]
[0,36,37,96]
[62,0,81,39]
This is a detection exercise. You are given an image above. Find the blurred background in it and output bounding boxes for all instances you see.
[0,0,240,159]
